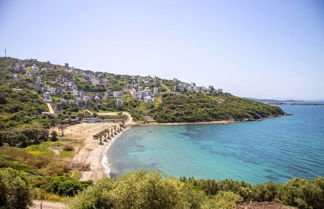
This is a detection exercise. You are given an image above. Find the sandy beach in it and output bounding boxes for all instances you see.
[51,112,133,181]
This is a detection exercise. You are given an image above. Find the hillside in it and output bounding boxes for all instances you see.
[0,57,285,128]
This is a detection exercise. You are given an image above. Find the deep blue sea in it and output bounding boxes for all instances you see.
[106,104,324,184]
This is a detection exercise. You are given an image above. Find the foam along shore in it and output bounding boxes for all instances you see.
[101,126,131,178]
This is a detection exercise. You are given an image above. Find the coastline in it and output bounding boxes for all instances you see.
[71,113,286,181]
[101,126,130,178]
[132,114,287,126]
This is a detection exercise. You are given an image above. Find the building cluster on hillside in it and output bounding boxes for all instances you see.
[11,60,224,112]
[173,82,223,94]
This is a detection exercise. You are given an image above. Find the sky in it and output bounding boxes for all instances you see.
[0,0,324,100]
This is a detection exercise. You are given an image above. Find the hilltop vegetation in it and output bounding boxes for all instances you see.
[153,93,284,122]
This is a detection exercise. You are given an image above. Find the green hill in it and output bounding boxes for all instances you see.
[0,57,285,128]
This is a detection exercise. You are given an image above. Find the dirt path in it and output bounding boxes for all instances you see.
[30,200,65,209]
[46,103,55,114]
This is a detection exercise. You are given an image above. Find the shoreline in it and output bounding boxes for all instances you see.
[73,113,286,181]
[101,126,130,178]
[132,114,288,126]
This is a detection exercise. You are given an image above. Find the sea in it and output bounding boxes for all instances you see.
[105,102,324,184]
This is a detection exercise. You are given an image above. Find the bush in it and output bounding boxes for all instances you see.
[63,144,74,151]
[45,176,92,196]
[0,168,32,209]
[69,178,115,209]
[202,191,242,209]
[50,131,58,142]
[39,161,69,176]
[277,177,324,209]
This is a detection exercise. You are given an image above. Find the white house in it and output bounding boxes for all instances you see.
[139,91,146,99]
[113,91,122,98]
[144,96,154,103]
[25,71,32,76]
[43,92,52,102]
[95,95,101,103]
[116,98,123,106]
[13,74,19,81]
[72,89,79,96]
[83,96,91,103]
[49,87,56,94]
[153,87,159,95]
[60,99,67,104]
[31,64,39,71]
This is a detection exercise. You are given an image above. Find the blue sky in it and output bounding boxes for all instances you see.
[0,0,323,100]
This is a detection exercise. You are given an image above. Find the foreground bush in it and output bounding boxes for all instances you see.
[0,168,32,209]
[70,171,324,209]
[69,170,204,209]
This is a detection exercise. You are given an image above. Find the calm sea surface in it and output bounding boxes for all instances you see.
[106,105,324,184]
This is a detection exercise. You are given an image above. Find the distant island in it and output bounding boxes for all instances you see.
[245,98,324,106]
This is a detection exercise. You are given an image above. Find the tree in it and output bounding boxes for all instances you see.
[108,170,185,209]
[69,178,115,209]
[0,168,32,209]
[277,177,323,209]
[50,131,58,141]
[57,124,67,137]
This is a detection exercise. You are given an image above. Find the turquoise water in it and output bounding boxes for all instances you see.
[106,105,324,184]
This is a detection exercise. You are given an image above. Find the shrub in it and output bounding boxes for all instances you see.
[63,144,74,151]
[0,168,32,209]
[202,191,242,209]
[39,161,69,176]
[277,177,323,209]
[45,176,92,196]
[50,131,58,142]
